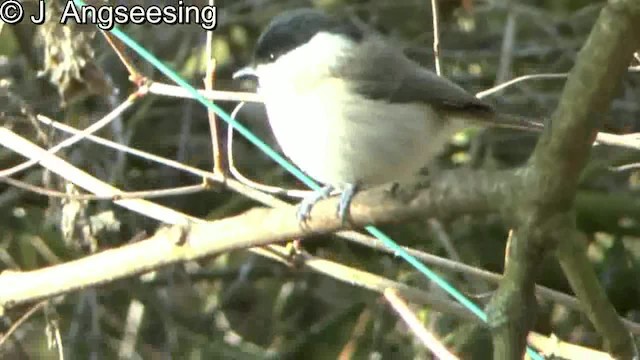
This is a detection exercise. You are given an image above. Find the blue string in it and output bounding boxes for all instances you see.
[71,1,543,358]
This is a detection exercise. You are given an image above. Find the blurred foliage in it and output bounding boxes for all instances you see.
[0,0,639,359]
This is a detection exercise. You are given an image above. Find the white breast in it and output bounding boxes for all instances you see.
[255,33,465,188]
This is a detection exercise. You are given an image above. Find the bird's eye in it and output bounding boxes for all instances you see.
[269,53,275,60]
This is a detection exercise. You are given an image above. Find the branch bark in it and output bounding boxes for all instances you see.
[486,0,640,358]
[0,2,638,355]
[0,126,517,312]
[556,230,636,357]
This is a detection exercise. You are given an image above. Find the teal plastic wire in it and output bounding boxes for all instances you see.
[71,1,542,358]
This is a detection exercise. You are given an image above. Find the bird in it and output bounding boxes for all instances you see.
[234,8,543,222]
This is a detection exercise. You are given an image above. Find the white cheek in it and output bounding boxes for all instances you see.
[255,32,355,92]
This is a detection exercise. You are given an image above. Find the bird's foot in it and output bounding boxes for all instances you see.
[296,183,359,224]
[297,185,334,222]
[337,183,357,224]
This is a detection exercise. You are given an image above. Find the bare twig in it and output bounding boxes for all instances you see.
[34,114,302,207]
[27,114,640,335]
[0,127,509,314]
[148,82,263,103]
[99,30,144,84]
[0,301,47,346]
[0,92,140,178]
[225,102,311,198]
[118,300,145,359]
[430,0,442,75]
[44,305,64,360]
[0,128,193,226]
[495,9,517,85]
[344,231,640,334]
[337,307,371,360]
[527,332,614,360]
[556,230,640,358]
[594,132,640,150]
[203,9,225,175]
[0,129,636,344]
[476,73,568,98]
[385,289,458,360]
[0,176,206,201]
[478,62,639,99]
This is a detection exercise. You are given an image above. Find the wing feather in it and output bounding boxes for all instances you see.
[332,37,494,116]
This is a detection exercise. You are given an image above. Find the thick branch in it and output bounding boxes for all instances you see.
[0,168,510,311]
[0,126,524,310]
[487,1,640,358]
[556,230,636,357]
[530,0,640,205]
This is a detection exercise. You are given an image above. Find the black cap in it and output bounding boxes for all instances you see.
[254,9,363,64]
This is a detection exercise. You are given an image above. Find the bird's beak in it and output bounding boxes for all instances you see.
[233,66,258,80]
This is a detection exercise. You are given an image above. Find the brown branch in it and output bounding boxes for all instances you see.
[0,217,478,323]
[27,110,640,335]
[384,289,459,359]
[486,0,640,358]
[3,119,640,345]
[527,332,615,360]
[0,301,47,345]
[0,126,515,313]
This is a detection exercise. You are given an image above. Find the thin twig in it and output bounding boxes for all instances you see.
[27,236,62,265]
[0,128,488,320]
[0,128,193,226]
[339,231,640,334]
[20,117,640,333]
[148,82,263,103]
[384,289,458,360]
[0,133,478,320]
[495,9,517,85]
[203,8,225,175]
[427,219,487,295]
[2,127,640,339]
[0,176,207,201]
[226,102,311,198]
[476,73,568,98]
[118,300,145,359]
[527,332,614,360]
[24,116,640,334]
[430,0,442,75]
[337,307,371,360]
[0,82,49,143]
[609,162,640,172]
[0,92,141,178]
[34,114,298,207]
[0,301,47,346]
[99,30,144,84]
[35,115,220,182]
[594,132,640,150]
[479,62,639,98]
[44,305,64,360]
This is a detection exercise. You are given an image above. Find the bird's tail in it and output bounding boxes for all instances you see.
[444,108,546,133]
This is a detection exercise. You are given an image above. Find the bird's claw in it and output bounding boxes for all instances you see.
[296,201,314,222]
[296,185,334,222]
[296,183,358,224]
[337,183,357,224]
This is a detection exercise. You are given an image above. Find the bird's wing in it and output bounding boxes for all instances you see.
[332,37,494,116]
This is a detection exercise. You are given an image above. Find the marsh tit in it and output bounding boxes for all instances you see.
[234,9,543,221]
